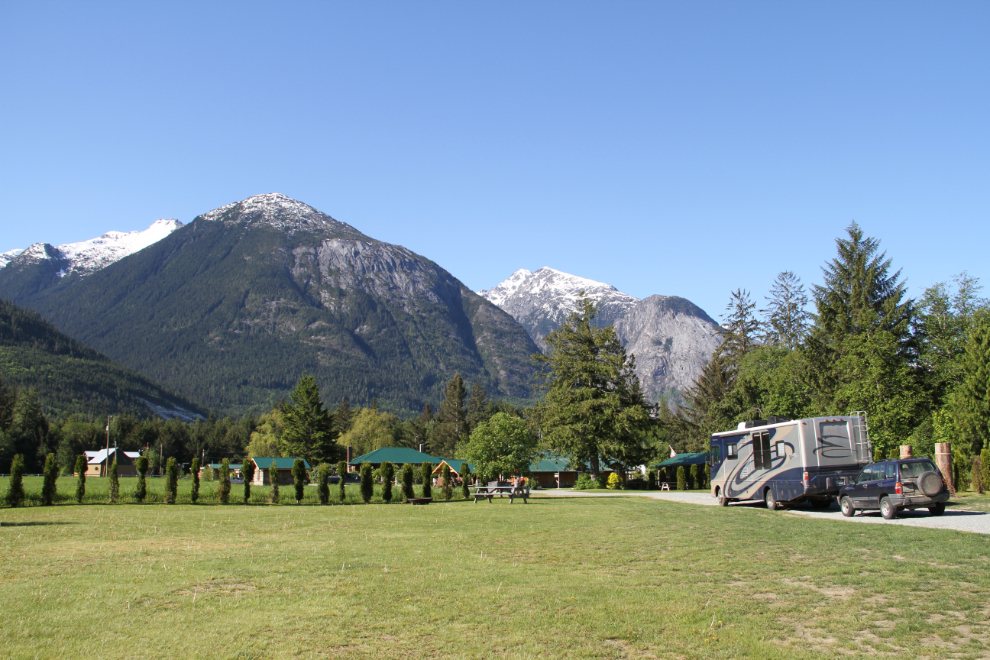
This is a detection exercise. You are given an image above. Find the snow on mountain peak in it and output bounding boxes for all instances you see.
[199,193,361,235]
[0,248,25,269]
[477,268,533,307]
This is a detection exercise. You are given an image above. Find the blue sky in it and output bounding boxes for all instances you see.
[2,1,987,320]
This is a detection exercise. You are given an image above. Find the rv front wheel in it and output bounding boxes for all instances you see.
[765,489,780,511]
[840,496,855,517]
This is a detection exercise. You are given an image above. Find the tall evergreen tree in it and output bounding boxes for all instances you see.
[5,454,25,507]
[269,463,280,504]
[316,463,330,504]
[381,461,394,503]
[401,463,415,501]
[466,382,489,434]
[433,374,467,457]
[420,462,432,498]
[41,452,58,506]
[74,454,87,503]
[761,271,810,350]
[333,399,353,439]
[218,458,231,504]
[292,459,306,503]
[336,460,347,503]
[721,289,761,364]
[134,456,149,503]
[108,458,120,504]
[953,312,990,454]
[533,297,652,478]
[164,457,178,504]
[282,374,336,464]
[190,457,201,504]
[459,461,471,499]
[360,462,374,503]
[679,351,738,450]
[242,459,255,503]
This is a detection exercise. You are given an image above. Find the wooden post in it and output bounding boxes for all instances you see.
[935,442,954,494]
[900,445,913,459]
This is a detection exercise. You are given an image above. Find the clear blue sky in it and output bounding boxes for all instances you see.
[2,1,987,320]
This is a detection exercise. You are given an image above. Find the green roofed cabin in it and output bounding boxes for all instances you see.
[431,459,474,478]
[531,455,583,488]
[251,457,311,486]
[654,452,709,486]
[349,447,442,470]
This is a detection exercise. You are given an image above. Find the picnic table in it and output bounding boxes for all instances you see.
[472,481,530,504]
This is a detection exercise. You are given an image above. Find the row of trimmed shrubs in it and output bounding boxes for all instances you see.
[3,455,473,507]
[573,465,712,491]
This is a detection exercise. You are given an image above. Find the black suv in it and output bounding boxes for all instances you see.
[839,458,949,519]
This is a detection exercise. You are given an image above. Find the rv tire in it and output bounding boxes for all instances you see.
[765,489,780,511]
[840,496,855,517]
[880,497,897,520]
[718,495,729,507]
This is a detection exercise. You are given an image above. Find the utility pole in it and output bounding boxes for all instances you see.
[103,415,112,477]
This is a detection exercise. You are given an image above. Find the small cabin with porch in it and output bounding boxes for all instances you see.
[250,457,310,486]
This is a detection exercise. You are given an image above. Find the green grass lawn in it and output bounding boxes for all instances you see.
[1,482,989,659]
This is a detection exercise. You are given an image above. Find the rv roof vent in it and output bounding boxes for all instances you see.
[743,420,768,429]
[767,416,791,424]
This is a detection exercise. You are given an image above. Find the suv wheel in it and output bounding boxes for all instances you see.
[880,497,897,520]
[765,489,780,511]
[928,503,946,516]
[840,496,855,517]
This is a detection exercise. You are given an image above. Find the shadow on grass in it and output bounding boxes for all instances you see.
[0,521,77,527]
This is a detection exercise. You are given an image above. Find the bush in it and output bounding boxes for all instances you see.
[317,463,330,505]
[337,461,347,503]
[360,463,374,503]
[42,453,58,506]
[218,458,231,504]
[381,462,394,503]
[420,462,432,498]
[190,458,201,504]
[242,459,255,503]
[401,463,414,501]
[269,464,280,504]
[595,473,608,489]
[108,459,120,504]
[607,472,622,489]
[5,454,25,507]
[440,464,453,501]
[460,462,471,499]
[574,473,596,490]
[292,459,306,503]
[676,466,686,491]
[202,465,215,482]
[689,464,700,490]
[165,457,178,504]
[134,456,149,503]
[74,455,87,503]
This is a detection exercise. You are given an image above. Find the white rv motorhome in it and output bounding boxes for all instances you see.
[709,414,872,509]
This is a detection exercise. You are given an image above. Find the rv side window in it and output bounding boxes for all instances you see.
[726,444,737,459]
[753,431,772,469]
[775,442,784,458]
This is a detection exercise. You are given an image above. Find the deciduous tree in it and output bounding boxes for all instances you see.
[464,413,538,481]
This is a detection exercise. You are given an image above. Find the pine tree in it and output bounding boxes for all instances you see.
[269,464,280,504]
[134,456,149,503]
[953,313,990,453]
[466,382,489,434]
[41,452,57,505]
[434,374,467,457]
[381,461,394,503]
[680,351,738,450]
[165,457,178,504]
[282,374,336,464]
[242,459,255,503]
[420,462,432,498]
[74,455,87,503]
[190,457,201,504]
[459,462,471,499]
[108,458,120,504]
[218,458,231,504]
[440,464,453,501]
[317,463,330,504]
[333,399,354,439]
[360,462,374,503]
[722,289,761,364]
[292,459,306,503]
[5,454,25,507]
[533,296,652,478]
[761,271,810,350]
[401,463,414,501]
[337,460,347,503]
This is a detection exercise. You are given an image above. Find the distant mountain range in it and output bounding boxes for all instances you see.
[0,194,538,417]
[479,267,722,403]
[0,298,203,421]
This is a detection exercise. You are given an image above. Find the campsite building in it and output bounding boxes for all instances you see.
[250,457,311,486]
[83,449,140,477]
[348,447,442,471]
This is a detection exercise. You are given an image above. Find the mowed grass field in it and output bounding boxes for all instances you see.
[1,480,989,659]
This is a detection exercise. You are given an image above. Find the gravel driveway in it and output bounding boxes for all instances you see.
[536,489,990,535]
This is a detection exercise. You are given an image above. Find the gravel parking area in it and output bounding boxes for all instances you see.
[536,489,990,534]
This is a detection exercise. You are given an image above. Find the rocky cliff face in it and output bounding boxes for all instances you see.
[480,268,722,403]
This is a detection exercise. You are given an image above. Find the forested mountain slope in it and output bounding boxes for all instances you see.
[0,298,204,420]
[2,194,540,417]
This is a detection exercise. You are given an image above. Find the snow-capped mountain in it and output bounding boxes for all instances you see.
[478,267,639,351]
[480,268,722,403]
[1,218,182,277]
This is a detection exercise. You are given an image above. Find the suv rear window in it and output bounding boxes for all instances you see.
[899,460,937,479]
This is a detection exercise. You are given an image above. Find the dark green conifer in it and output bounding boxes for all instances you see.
[360,462,373,503]
[676,466,686,491]
[190,457,201,504]
[108,459,120,504]
[42,453,58,506]
[218,458,231,504]
[5,454,25,507]
[242,459,255,503]
[134,456,149,503]
[381,461,394,503]
[401,463,414,501]
[292,459,306,503]
[337,460,347,503]
[459,462,471,499]
[689,464,700,490]
[164,457,178,504]
[441,464,453,501]
[317,463,330,504]
[420,462,432,498]
[74,455,87,503]
[269,464,280,504]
